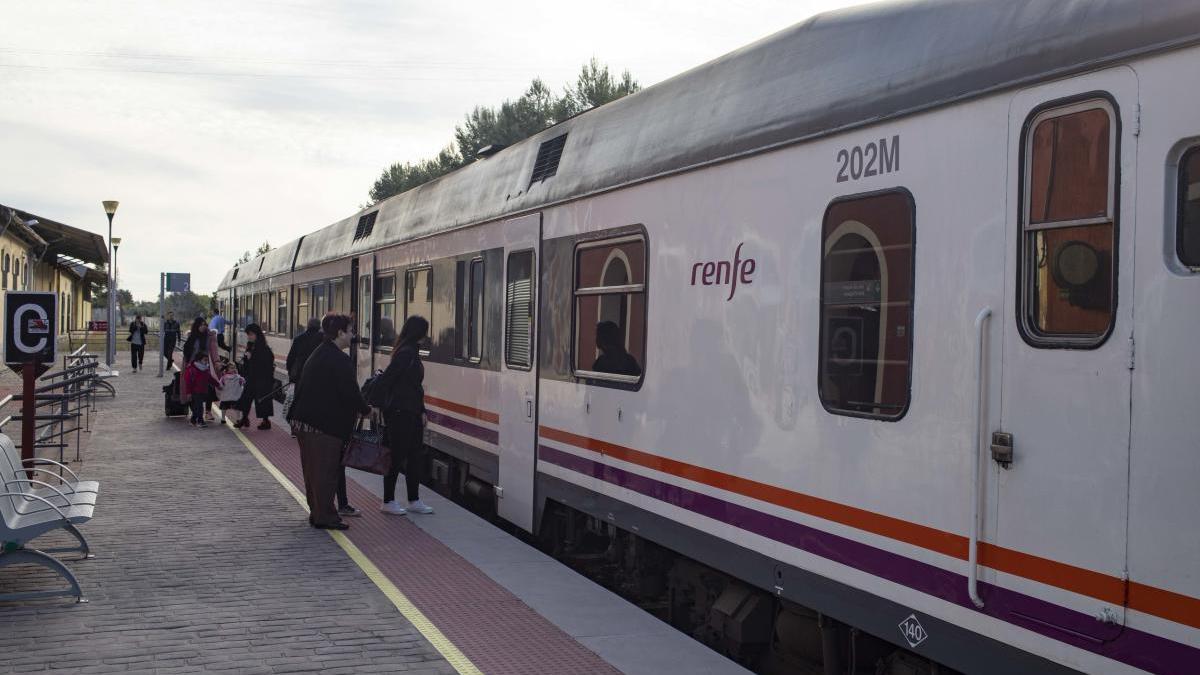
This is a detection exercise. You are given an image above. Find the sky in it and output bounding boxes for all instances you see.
[1,0,870,300]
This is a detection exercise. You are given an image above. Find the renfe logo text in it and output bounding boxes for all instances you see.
[690,242,756,301]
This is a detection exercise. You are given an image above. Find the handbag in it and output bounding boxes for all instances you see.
[342,422,391,475]
[272,377,287,403]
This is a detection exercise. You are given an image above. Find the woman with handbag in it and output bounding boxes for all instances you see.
[287,314,370,530]
[377,315,435,516]
[236,324,276,430]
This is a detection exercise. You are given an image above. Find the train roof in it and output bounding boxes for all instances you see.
[219,0,1200,290]
[226,239,302,287]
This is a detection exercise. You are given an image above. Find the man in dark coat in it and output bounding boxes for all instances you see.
[286,317,322,383]
[288,314,370,530]
[162,311,180,371]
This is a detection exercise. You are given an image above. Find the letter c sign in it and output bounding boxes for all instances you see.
[4,292,57,372]
[13,303,48,354]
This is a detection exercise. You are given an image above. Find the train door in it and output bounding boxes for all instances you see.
[995,68,1137,637]
[354,255,375,383]
[497,213,540,532]
[229,289,240,359]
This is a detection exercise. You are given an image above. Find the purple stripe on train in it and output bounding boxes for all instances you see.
[426,409,498,445]
[537,444,1197,674]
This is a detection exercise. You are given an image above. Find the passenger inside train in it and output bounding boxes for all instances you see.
[591,320,642,376]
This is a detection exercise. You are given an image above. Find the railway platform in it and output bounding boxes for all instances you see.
[0,367,744,674]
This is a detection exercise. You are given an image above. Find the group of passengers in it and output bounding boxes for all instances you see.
[287,313,433,530]
[170,307,432,530]
[172,310,277,430]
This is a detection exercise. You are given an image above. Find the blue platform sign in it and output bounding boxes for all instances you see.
[166,273,191,293]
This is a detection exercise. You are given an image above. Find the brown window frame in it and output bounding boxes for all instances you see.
[1018,96,1119,349]
[571,232,647,387]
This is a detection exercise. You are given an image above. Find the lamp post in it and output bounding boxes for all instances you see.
[102,200,118,366]
[112,237,122,331]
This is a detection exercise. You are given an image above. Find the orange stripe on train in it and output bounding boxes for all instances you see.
[538,423,1200,630]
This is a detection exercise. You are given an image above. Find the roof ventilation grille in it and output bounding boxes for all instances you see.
[529,134,567,185]
[353,211,378,241]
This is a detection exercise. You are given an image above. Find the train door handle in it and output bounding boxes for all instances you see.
[525,398,533,422]
[990,431,1014,468]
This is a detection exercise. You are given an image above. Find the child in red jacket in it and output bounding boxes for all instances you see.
[184,351,219,428]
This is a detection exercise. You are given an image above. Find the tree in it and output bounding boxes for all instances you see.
[236,241,272,265]
[368,61,640,204]
[555,58,640,120]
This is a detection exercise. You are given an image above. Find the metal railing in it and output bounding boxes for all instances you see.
[0,348,113,477]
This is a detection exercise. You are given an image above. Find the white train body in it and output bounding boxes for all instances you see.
[219,2,1200,672]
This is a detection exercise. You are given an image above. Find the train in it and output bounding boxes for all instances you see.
[217,1,1200,672]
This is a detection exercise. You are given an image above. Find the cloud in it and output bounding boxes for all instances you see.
[0,0,867,300]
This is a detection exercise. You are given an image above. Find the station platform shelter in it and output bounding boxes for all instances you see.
[0,366,744,674]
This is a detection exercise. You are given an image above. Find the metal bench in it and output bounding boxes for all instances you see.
[0,439,99,516]
[0,436,96,602]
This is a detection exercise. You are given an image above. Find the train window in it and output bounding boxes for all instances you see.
[357,276,370,347]
[296,286,309,323]
[405,268,433,353]
[573,235,646,383]
[454,261,466,357]
[312,283,328,319]
[258,290,270,331]
[505,251,534,369]
[1179,146,1200,267]
[276,290,288,336]
[331,277,348,315]
[375,274,397,350]
[819,190,914,420]
[1021,100,1116,344]
[469,258,484,361]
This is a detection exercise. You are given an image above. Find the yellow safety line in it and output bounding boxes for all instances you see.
[227,423,482,675]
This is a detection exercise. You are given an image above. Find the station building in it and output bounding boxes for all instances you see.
[0,204,109,352]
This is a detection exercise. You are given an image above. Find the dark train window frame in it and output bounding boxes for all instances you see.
[373,272,398,354]
[504,249,535,371]
[295,285,310,325]
[570,228,648,390]
[1177,144,1200,270]
[468,257,485,363]
[1016,93,1120,350]
[817,187,916,422]
[275,288,288,336]
[404,265,433,356]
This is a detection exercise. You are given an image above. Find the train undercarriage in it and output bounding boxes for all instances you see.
[424,446,958,675]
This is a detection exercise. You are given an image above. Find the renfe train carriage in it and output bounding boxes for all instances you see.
[217,1,1200,672]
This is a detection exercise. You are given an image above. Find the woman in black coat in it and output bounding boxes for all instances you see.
[234,323,276,430]
[376,315,434,516]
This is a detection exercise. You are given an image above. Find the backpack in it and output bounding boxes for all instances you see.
[361,370,390,409]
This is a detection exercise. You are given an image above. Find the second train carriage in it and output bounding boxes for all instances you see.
[217,1,1200,672]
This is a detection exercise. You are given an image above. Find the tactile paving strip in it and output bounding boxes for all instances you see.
[243,423,620,675]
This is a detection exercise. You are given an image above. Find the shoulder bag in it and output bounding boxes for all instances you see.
[341,420,390,475]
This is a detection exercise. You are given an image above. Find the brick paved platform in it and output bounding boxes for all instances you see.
[243,415,621,675]
[0,370,454,674]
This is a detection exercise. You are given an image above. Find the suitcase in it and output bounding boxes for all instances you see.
[163,372,189,417]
